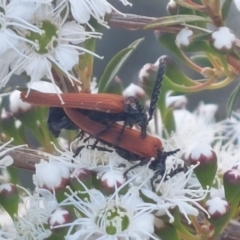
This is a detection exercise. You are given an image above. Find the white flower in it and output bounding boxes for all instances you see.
[141,164,209,224]
[58,188,155,240]
[211,27,236,52]
[205,197,229,218]
[11,4,102,102]
[0,0,38,55]
[168,103,217,157]
[175,28,193,48]
[0,188,57,239]
[213,141,240,175]
[9,90,32,115]
[217,111,240,145]
[234,0,240,11]
[34,159,70,190]
[67,0,131,29]
[27,81,61,93]
[0,0,53,88]
[14,192,54,239]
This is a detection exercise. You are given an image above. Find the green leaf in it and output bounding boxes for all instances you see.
[155,222,181,240]
[157,33,214,69]
[157,33,182,59]
[181,40,213,53]
[98,38,144,93]
[144,15,210,29]
[103,77,123,94]
[190,55,213,67]
[227,82,240,117]
[164,58,198,86]
[222,0,233,22]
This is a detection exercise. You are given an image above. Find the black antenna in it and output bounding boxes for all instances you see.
[148,58,166,122]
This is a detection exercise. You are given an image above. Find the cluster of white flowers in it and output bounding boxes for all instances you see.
[2,0,240,239]
[0,0,131,100]
[2,94,240,239]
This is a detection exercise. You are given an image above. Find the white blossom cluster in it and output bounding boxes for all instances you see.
[1,0,240,239]
[0,0,131,100]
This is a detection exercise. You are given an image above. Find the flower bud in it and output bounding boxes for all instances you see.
[34,160,70,202]
[49,207,75,236]
[223,169,240,203]
[175,28,194,50]
[9,90,32,116]
[0,183,19,217]
[210,27,236,54]
[123,83,146,100]
[187,144,217,189]
[166,0,179,15]
[138,63,158,85]
[100,170,127,195]
[139,56,167,98]
[201,67,216,78]
[70,168,93,191]
[205,197,230,228]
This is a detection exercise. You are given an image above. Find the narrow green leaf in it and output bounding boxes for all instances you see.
[144,15,210,29]
[222,0,233,22]
[157,33,183,61]
[227,82,240,117]
[98,38,144,93]
[164,58,198,86]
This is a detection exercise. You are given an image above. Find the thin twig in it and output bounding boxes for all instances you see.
[1,144,47,171]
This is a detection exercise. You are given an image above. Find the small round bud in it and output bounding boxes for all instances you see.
[70,168,93,191]
[9,90,32,116]
[201,67,216,78]
[166,0,179,15]
[187,144,217,189]
[210,27,236,54]
[138,63,157,84]
[0,183,19,217]
[223,169,240,202]
[100,170,126,195]
[175,28,194,49]
[34,160,70,201]
[49,207,75,236]
[205,197,230,228]
[205,197,229,219]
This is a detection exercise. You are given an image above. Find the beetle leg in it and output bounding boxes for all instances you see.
[113,122,128,147]
[164,167,184,180]
[123,159,149,178]
[73,146,85,158]
[87,144,113,153]
[94,121,116,139]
